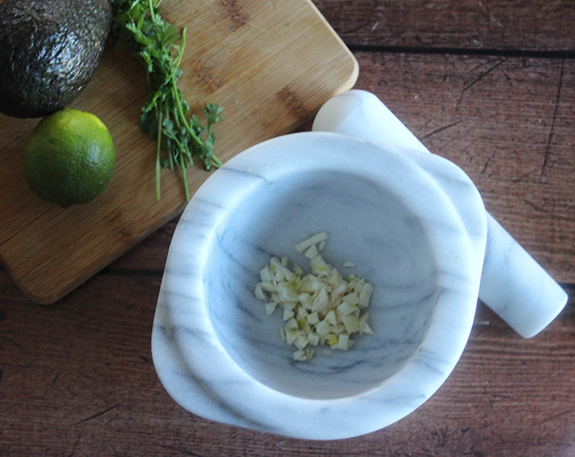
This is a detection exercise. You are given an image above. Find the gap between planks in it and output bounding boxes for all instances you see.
[348,45,575,59]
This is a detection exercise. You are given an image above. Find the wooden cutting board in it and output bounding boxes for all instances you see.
[0,0,357,304]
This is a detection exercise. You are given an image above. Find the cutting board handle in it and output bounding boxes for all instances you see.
[312,89,568,338]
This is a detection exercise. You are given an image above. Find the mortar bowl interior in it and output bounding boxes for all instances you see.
[204,168,439,399]
[153,132,482,439]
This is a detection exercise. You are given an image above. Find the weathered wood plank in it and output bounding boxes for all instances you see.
[0,0,358,304]
[1,1,574,456]
[314,0,575,51]
[0,271,573,455]
[349,52,575,282]
[106,53,575,285]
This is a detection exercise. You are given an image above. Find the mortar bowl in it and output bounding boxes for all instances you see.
[152,131,487,439]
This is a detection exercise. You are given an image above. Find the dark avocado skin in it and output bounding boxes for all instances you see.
[0,0,112,118]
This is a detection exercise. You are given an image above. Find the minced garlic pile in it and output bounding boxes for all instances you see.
[254,232,374,362]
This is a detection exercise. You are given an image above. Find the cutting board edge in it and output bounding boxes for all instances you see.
[1,0,361,305]
[6,77,360,305]
[306,0,360,88]
[9,203,186,305]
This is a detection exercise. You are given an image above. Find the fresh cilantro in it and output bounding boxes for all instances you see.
[112,0,223,201]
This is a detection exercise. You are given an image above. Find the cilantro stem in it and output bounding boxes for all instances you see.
[148,0,156,21]
[174,27,186,69]
[179,153,189,202]
[171,83,203,148]
[156,103,163,201]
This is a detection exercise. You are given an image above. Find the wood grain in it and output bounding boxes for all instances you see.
[0,0,358,304]
[109,53,575,282]
[1,0,574,455]
[354,52,575,282]
[314,0,575,52]
[0,270,573,456]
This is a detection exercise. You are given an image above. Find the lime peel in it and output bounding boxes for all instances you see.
[24,109,115,207]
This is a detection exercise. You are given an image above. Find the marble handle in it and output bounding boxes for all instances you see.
[312,89,568,338]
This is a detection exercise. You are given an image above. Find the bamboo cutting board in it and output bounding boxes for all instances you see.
[0,0,358,304]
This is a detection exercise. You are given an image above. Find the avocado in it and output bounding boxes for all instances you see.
[0,0,112,118]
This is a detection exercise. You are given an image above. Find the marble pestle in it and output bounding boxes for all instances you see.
[312,90,568,338]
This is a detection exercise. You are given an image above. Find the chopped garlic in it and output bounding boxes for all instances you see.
[283,308,294,321]
[335,334,350,351]
[343,292,359,306]
[294,335,309,350]
[299,293,313,310]
[253,232,375,361]
[285,318,298,330]
[315,319,331,336]
[341,314,361,334]
[265,302,277,315]
[307,332,320,346]
[254,285,266,300]
[259,281,276,292]
[359,283,373,308]
[286,329,299,345]
[260,267,273,282]
[307,312,320,325]
[304,244,319,259]
[360,312,374,335]
[310,255,328,276]
[311,287,329,312]
[337,302,356,316]
[293,349,306,361]
[294,232,328,253]
[324,310,337,326]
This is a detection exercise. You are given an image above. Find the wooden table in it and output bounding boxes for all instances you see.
[1,1,574,455]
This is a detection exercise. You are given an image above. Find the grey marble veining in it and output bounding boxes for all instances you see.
[153,90,567,440]
[313,90,568,339]
[153,130,487,439]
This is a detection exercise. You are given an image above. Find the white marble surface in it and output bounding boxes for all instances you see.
[313,90,568,338]
[152,132,488,439]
